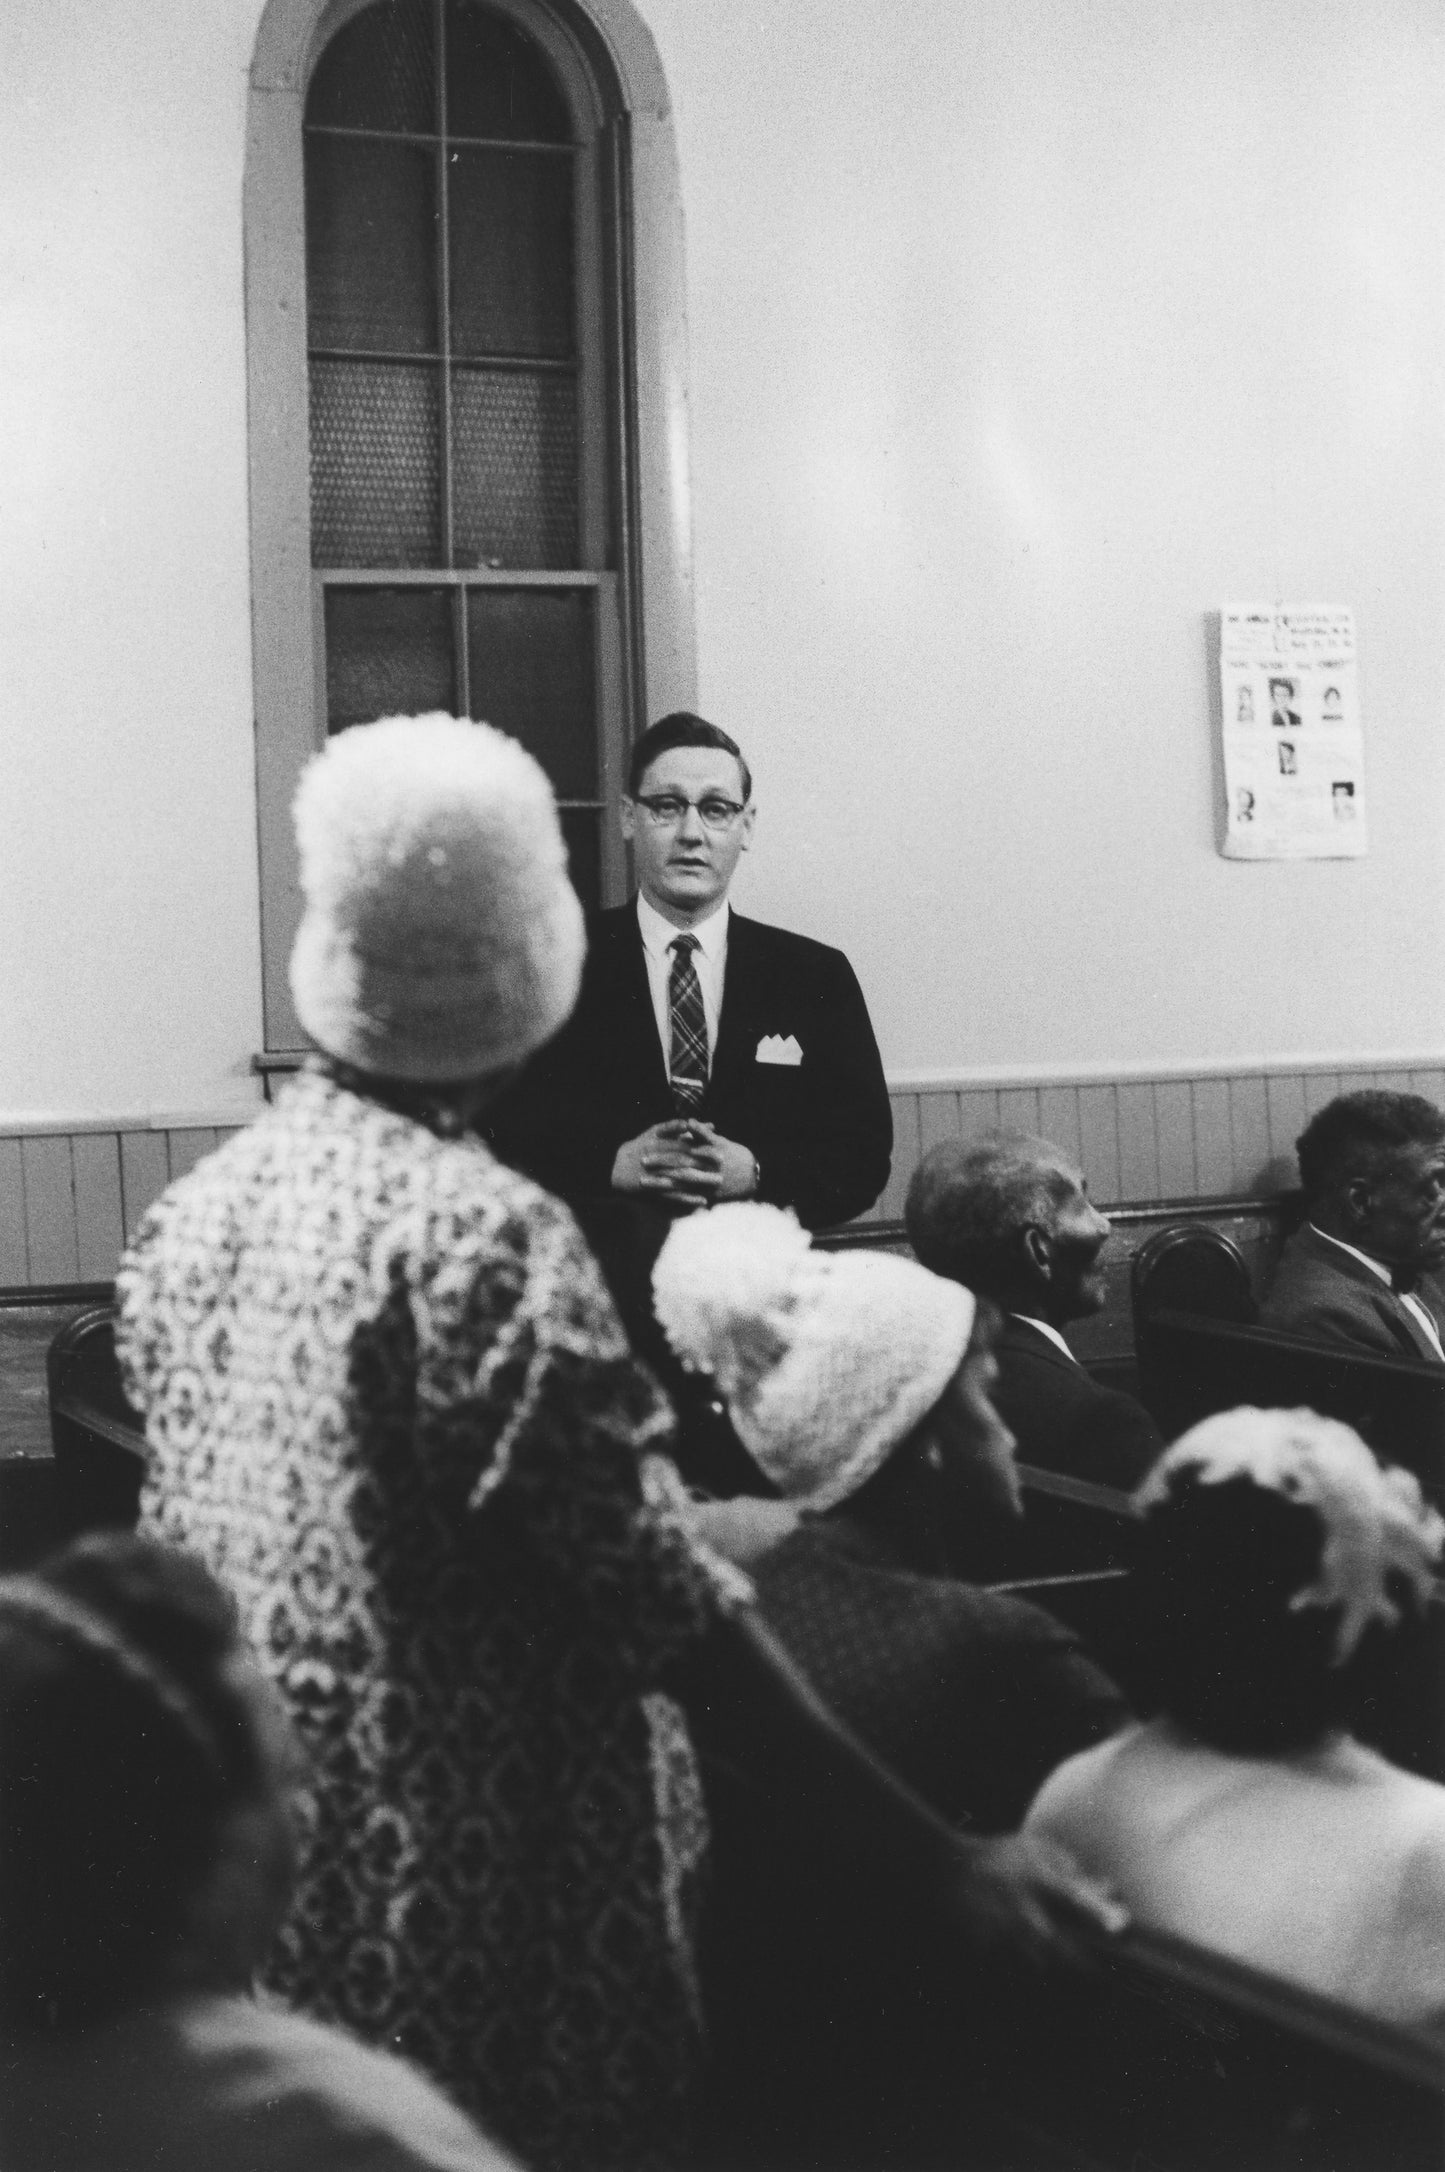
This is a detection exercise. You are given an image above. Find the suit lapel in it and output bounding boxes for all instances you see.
[1003,1318,1080,1373]
[709,912,764,1102]
[1385,1288,1444,1362]
[600,905,670,1105]
[1299,1226,1439,1361]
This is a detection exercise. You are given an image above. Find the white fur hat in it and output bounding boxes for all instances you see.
[653,1203,976,1511]
[288,713,585,1082]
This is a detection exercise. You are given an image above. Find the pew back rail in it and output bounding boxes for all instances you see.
[1137,1306,1445,1500]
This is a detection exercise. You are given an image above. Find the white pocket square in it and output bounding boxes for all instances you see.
[755,1033,803,1065]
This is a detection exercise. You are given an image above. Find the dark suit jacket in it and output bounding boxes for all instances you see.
[484,902,892,1232]
[991,1316,1162,1490]
[1261,1223,1445,1362]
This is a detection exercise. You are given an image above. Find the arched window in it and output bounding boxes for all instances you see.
[247,0,692,1051]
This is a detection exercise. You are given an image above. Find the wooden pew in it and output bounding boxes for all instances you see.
[46,1306,145,1541]
[696,1667,1445,2172]
[975,1914,1445,2172]
[0,1458,66,1573]
[998,1462,1141,1580]
[1136,1306,1445,1501]
[987,1562,1138,1685]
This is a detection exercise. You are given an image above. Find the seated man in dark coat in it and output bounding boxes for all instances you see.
[903,1131,1161,1490]
[1261,1089,1445,1360]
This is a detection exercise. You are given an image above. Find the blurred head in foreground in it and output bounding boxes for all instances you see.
[1132,1407,1444,1755]
[0,1534,302,2031]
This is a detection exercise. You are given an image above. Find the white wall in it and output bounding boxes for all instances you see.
[4,0,1445,1118]
[0,1,265,1120]
[644,0,1445,1074]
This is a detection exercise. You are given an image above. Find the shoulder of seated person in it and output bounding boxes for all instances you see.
[1024,1721,1143,1820]
[686,1494,802,1568]
[180,1996,521,2169]
[1087,1376,1162,1432]
[729,912,850,967]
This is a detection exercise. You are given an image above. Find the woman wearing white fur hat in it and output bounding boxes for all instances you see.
[117,716,1120,2172]
[116,714,731,2171]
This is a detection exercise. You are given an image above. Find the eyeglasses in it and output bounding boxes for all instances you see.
[632,793,747,831]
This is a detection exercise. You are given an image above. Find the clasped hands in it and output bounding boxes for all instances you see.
[612,1118,758,1209]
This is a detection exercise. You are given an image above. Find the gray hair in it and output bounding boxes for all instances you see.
[905,1132,1070,1293]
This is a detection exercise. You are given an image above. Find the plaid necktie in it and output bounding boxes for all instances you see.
[668,934,708,1112]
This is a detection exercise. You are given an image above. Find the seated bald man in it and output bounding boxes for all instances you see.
[905,1132,1161,1491]
[1262,1090,1445,1360]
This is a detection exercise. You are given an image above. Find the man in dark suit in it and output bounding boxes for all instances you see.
[1262,1090,1445,1361]
[484,713,892,1413]
[904,1132,1161,1490]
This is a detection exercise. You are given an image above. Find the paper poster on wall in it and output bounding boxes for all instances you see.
[1219,605,1366,859]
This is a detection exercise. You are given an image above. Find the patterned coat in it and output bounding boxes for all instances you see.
[116,1066,721,2172]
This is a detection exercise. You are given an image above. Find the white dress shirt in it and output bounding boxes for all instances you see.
[636,894,729,1083]
[1307,1223,1444,1359]
[1010,1315,1078,1362]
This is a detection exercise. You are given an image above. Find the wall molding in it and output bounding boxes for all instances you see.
[0,1108,261,1138]
[888,1053,1445,1091]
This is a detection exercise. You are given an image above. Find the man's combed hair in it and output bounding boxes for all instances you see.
[905,1134,1065,1295]
[1294,1090,1445,1204]
[627,712,752,802]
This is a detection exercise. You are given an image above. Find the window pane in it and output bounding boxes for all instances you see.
[311,360,442,567]
[559,808,601,911]
[445,1,572,143]
[305,0,436,133]
[465,588,594,796]
[325,587,456,730]
[449,149,572,358]
[451,369,577,569]
[306,139,437,354]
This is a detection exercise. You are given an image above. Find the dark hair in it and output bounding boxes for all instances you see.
[1294,1090,1445,1204]
[905,1133,1070,1297]
[1132,1471,1406,1754]
[627,712,752,802]
[0,1535,273,2029]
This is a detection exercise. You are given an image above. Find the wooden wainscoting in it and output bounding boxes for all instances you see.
[1,1056,1442,1294]
[866,1064,1445,1225]
[0,1126,246,1287]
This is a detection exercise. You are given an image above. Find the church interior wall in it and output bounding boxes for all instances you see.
[646,0,1445,1079]
[1,0,266,1124]
[4,0,1445,1261]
